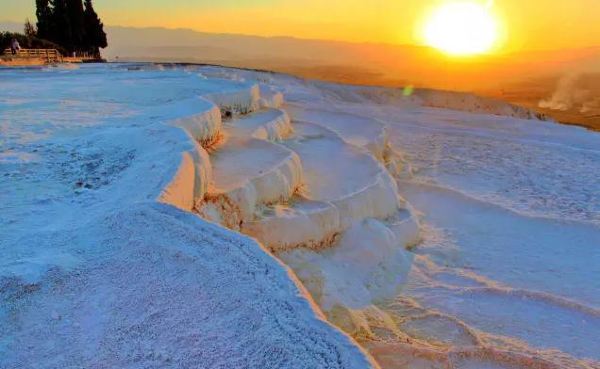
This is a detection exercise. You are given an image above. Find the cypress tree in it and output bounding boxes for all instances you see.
[66,0,86,51]
[34,0,107,56]
[83,0,107,56]
[35,0,52,40]
[50,0,73,52]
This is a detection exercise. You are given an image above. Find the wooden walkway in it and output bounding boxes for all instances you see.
[2,48,65,63]
[1,49,102,65]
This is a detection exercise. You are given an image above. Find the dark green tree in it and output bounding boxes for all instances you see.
[24,18,37,40]
[66,0,86,51]
[33,0,107,56]
[35,0,52,40]
[50,0,73,52]
[83,0,107,56]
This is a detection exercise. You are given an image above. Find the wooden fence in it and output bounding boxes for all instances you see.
[2,48,64,63]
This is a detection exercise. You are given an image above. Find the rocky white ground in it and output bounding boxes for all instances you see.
[0,64,376,369]
[191,66,600,369]
[2,63,599,369]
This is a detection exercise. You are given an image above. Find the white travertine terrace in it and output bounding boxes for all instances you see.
[259,90,285,109]
[205,84,261,115]
[160,80,421,252]
[1,67,382,369]
[159,81,421,320]
[227,108,294,141]
[199,137,303,229]
[7,65,595,369]
[286,105,389,161]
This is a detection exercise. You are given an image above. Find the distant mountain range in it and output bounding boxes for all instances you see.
[2,21,599,128]
[102,26,600,92]
[3,21,598,88]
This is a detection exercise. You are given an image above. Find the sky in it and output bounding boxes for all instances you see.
[2,0,600,53]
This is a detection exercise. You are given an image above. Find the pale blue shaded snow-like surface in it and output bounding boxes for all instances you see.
[0,64,374,369]
[381,106,600,363]
[3,63,600,368]
[259,73,600,367]
[385,107,600,226]
[403,182,600,359]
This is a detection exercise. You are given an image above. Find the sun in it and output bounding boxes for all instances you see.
[423,1,499,56]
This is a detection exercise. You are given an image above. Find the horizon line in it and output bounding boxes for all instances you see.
[2,19,600,56]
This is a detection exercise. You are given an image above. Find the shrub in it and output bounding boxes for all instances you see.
[0,32,66,55]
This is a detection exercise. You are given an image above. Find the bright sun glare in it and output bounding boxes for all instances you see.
[424,1,499,56]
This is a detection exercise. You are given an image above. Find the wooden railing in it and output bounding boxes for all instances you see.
[2,48,64,63]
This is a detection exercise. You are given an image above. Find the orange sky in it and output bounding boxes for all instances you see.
[4,0,600,53]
